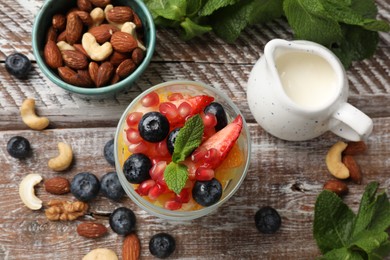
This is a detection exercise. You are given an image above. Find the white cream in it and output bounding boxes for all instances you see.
[276,52,338,109]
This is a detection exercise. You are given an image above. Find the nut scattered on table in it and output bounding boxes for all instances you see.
[19,173,43,210]
[82,248,118,260]
[342,155,362,184]
[343,141,367,155]
[323,179,349,196]
[77,222,108,238]
[20,98,50,130]
[122,233,140,260]
[48,142,73,171]
[44,176,71,195]
[45,200,88,221]
[326,141,349,179]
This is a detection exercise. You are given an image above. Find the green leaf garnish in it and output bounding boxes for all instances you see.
[164,162,188,194]
[172,114,204,163]
[314,182,390,259]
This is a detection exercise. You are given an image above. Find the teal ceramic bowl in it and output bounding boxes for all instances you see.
[32,0,155,96]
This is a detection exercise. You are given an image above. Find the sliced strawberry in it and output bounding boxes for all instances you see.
[188,115,243,169]
[160,95,214,118]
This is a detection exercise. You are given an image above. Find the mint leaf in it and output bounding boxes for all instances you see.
[350,230,388,254]
[186,0,204,17]
[172,114,204,163]
[164,162,188,194]
[151,0,187,21]
[199,0,239,16]
[320,247,365,260]
[181,17,212,41]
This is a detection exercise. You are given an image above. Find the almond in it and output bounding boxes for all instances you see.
[133,12,142,29]
[89,0,111,8]
[342,155,362,184]
[131,48,144,65]
[73,44,89,57]
[109,51,130,66]
[58,66,91,87]
[76,70,95,87]
[96,62,114,87]
[89,24,119,44]
[57,30,67,42]
[44,40,63,69]
[77,222,107,238]
[44,177,70,195]
[343,141,367,155]
[62,50,88,70]
[122,233,140,260]
[52,14,66,31]
[58,66,77,81]
[323,179,348,196]
[110,31,137,53]
[116,59,136,78]
[74,10,93,27]
[46,26,58,42]
[106,6,134,23]
[66,12,83,45]
[77,0,93,12]
[110,73,120,84]
[88,61,99,85]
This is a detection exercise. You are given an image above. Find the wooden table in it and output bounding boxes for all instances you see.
[1,0,389,259]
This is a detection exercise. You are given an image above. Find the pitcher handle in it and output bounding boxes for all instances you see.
[330,103,373,141]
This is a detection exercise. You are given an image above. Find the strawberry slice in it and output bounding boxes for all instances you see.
[191,115,243,169]
[185,95,215,115]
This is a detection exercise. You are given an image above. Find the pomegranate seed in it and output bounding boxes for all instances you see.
[203,126,216,140]
[128,141,148,154]
[150,161,167,181]
[136,179,156,196]
[141,91,159,107]
[175,188,190,203]
[195,167,215,181]
[148,183,166,200]
[184,161,197,180]
[165,200,182,210]
[126,112,143,127]
[178,102,192,119]
[167,93,184,101]
[159,102,182,124]
[191,147,208,162]
[202,113,217,128]
[126,128,142,144]
[157,140,170,157]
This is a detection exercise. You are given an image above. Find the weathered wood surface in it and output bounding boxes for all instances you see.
[0,0,389,259]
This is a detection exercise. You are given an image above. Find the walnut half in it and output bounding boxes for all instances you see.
[45,200,88,221]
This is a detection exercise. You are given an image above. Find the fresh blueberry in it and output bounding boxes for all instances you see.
[7,136,31,159]
[104,138,115,166]
[70,172,100,202]
[166,127,181,154]
[149,233,176,259]
[5,53,32,79]
[123,153,152,184]
[255,206,281,234]
[109,207,136,236]
[204,102,228,131]
[100,172,125,201]
[192,178,223,207]
[138,112,170,142]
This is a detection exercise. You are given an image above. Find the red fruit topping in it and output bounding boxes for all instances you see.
[128,141,149,154]
[196,115,243,169]
[126,128,142,144]
[191,147,208,163]
[136,179,156,196]
[201,113,217,128]
[149,161,167,181]
[168,93,184,101]
[159,102,182,124]
[141,91,159,107]
[126,112,143,127]
[178,102,192,119]
[148,183,166,200]
[156,140,170,157]
[164,200,182,210]
[175,188,191,203]
[195,167,215,181]
[170,95,214,117]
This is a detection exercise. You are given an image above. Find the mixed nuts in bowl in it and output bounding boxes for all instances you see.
[32,0,155,96]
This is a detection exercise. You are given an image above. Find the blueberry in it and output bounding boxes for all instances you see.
[123,153,152,184]
[192,178,223,207]
[5,53,32,79]
[70,172,100,202]
[100,172,125,201]
[255,206,281,234]
[7,136,31,159]
[109,207,136,236]
[149,233,176,259]
[204,102,228,131]
[104,139,115,166]
[138,112,170,142]
[166,127,181,154]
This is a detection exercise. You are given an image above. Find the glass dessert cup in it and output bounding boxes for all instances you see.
[114,80,251,220]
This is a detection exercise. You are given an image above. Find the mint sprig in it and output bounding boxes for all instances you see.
[164,114,204,194]
[314,182,390,259]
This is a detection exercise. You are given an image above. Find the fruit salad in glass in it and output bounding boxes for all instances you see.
[115,81,250,220]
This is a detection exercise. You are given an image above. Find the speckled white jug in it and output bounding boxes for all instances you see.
[247,39,373,141]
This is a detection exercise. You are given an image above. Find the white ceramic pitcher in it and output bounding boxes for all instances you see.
[247,39,373,141]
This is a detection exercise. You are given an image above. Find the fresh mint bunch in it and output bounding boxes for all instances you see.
[164,114,204,194]
[314,182,390,259]
[143,0,389,67]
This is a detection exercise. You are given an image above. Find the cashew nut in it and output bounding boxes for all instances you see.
[19,173,43,210]
[104,5,123,29]
[82,32,113,61]
[121,22,146,51]
[57,41,76,51]
[82,248,118,260]
[90,7,105,27]
[20,98,50,130]
[48,142,73,171]
[326,141,350,179]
